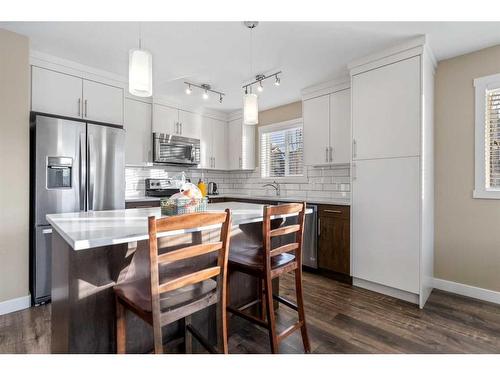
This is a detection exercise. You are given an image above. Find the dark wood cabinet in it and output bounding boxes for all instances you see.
[317,205,350,280]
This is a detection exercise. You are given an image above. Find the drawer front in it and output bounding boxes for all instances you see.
[318,205,350,219]
[125,200,160,209]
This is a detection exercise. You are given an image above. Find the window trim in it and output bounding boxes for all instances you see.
[474,73,500,199]
[258,118,306,183]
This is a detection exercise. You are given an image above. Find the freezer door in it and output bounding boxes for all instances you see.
[87,124,125,211]
[34,226,52,304]
[35,116,86,225]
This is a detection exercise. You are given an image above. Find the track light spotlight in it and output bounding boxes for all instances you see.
[185,84,192,94]
[274,75,281,86]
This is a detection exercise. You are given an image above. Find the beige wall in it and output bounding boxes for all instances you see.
[0,29,30,303]
[435,45,500,292]
[254,101,302,166]
[257,100,302,127]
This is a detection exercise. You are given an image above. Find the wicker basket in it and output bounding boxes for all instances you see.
[160,197,208,216]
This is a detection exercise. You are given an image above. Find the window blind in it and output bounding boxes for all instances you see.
[260,126,303,178]
[486,88,500,189]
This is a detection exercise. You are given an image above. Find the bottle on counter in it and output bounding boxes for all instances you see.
[197,178,207,197]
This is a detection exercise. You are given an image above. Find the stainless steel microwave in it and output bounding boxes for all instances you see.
[152,133,200,165]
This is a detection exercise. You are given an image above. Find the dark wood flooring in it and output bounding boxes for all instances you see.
[1,272,500,353]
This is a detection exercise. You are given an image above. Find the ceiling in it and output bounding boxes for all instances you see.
[2,21,500,113]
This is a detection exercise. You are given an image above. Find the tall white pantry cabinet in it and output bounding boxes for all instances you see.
[349,38,435,308]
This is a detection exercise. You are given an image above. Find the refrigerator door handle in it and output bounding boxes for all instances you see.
[88,134,95,211]
[79,133,86,211]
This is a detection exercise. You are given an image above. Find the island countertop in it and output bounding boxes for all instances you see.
[46,202,311,251]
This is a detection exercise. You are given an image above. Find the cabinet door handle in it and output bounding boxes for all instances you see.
[329,146,333,162]
[352,162,356,180]
[324,209,342,214]
[318,218,321,236]
[78,98,81,116]
[180,123,183,134]
[325,146,329,162]
[84,99,88,117]
[239,156,242,169]
[352,139,357,158]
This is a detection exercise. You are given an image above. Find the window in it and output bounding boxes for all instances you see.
[474,73,500,199]
[259,119,304,179]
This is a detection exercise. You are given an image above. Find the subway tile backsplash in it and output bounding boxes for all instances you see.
[125,165,350,201]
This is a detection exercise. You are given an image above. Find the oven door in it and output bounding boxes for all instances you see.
[153,134,200,165]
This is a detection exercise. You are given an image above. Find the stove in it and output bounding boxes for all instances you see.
[145,178,179,198]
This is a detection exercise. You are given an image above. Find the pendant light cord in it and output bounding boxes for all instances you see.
[139,22,142,49]
[249,27,253,93]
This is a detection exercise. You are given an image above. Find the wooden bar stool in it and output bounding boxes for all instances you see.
[114,209,232,354]
[226,202,310,353]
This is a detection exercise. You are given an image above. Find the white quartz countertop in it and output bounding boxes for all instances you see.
[125,194,350,206]
[47,202,312,251]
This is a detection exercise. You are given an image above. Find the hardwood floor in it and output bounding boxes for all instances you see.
[1,272,500,353]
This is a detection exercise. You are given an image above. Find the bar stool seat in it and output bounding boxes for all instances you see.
[114,277,217,314]
[229,244,295,273]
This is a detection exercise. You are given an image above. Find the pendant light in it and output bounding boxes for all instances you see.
[243,22,259,125]
[129,24,153,98]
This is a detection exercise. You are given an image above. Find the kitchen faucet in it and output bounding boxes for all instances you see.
[263,180,281,196]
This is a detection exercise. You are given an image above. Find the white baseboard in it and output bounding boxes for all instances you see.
[433,278,500,305]
[0,295,31,316]
[353,277,419,305]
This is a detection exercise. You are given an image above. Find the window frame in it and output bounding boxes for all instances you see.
[474,73,500,199]
[258,118,307,183]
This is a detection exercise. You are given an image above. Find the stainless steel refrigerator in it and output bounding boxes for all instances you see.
[30,115,125,305]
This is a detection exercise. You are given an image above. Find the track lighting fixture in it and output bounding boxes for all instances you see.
[183,82,225,103]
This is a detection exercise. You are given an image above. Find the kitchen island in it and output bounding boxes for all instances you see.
[47,202,310,353]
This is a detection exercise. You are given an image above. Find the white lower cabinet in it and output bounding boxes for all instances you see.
[352,157,420,294]
[124,98,152,165]
[228,118,255,170]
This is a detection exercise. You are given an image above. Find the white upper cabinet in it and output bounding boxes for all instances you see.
[199,117,213,169]
[178,110,202,140]
[152,104,178,134]
[228,118,255,170]
[31,66,83,119]
[352,56,420,160]
[82,80,123,125]
[228,118,242,170]
[31,66,124,125]
[124,98,152,165]
[303,89,350,166]
[303,94,330,165]
[211,118,228,170]
[200,117,227,170]
[330,89,351,164]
